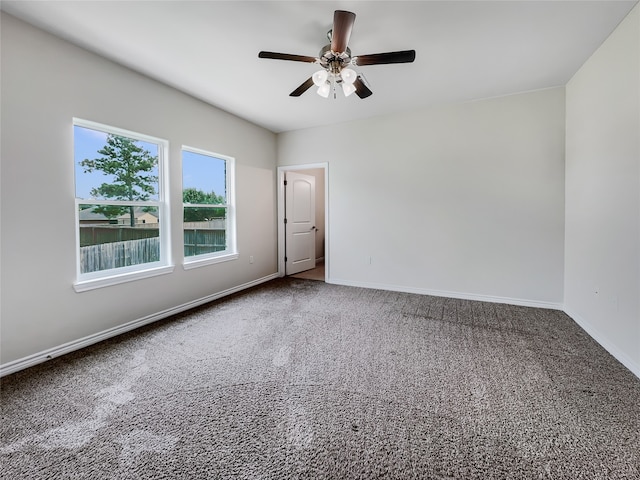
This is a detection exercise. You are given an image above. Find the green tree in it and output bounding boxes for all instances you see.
[183,188,225,221]
[80,134,158,227]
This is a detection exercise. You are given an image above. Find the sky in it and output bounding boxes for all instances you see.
[74,125,226,201]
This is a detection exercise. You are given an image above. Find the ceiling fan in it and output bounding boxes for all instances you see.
[258,10,416,99]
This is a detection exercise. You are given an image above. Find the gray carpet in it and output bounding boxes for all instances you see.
[1,278,639,479]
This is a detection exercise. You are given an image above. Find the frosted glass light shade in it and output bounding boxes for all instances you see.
[312,70,329,86]
[317,83,331,98]
[342,82,356,97]
[340,68,357,84]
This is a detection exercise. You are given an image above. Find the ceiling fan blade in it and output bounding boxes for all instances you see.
[331,10,356,53]
[353,76,372,99]
[354,50,416,66]
[258,51,317,63]
[289,77,315,97]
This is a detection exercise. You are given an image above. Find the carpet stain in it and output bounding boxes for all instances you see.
[272,346,292,367]
[0,349,152,453]
[97,349,149,405]
[41,417,108,450]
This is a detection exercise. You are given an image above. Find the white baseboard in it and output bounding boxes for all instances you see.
[564,308,640,380]
[327,278,564,310]
[0,273,279,377]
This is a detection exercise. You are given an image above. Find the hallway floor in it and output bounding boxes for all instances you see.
[290,261,325,281]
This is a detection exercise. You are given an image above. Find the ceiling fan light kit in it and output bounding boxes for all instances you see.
[312,69,329,87]
[341,68,358,84]
[342,81,357,97]
[258,10,416,99]
[317,82,331,98]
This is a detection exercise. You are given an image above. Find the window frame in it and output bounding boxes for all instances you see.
[73,118,173,292]
[181,145,238,269]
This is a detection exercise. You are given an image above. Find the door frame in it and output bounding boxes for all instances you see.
[277,163,329,280]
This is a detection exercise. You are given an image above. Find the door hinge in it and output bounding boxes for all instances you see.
[284,180,288,186]
[285,256,288,262]
[284,218,288,224]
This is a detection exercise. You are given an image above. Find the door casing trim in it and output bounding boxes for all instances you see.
[277,163,329,280]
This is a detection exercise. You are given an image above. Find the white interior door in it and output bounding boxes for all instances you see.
[285,171,316,275]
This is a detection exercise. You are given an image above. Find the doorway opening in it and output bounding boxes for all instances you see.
[277,164,328,281]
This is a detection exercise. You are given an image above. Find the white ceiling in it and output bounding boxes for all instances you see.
[2,1,637,133]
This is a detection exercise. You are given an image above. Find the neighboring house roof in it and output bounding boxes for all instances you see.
[117,207,158,222]
[78,206,110,222]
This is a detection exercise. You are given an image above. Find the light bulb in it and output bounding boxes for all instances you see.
[342,82,356,97]
[312,70,328,86]
[317,83,331,98]
[340,68,357,84]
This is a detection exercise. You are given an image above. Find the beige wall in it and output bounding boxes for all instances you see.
[564,4,640,376]
[279,88,566,308]
[0,13,278,368]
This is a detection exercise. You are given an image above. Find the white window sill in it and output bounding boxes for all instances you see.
[183,252,239,270]
[74,264,175,292]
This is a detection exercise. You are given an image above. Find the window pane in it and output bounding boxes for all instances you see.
[183,207,227,257]
[182,150,226,203]
[182,149,231,260]
[79,204,160,273]
[74,125,159,201]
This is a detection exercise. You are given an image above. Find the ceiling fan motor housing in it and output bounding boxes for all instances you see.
[319,44,352,79]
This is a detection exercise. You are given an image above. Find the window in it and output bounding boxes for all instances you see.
[182,146,237,268]
[73,119,172,291]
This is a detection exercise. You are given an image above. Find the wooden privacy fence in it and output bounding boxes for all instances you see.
[183,228,226,257]
[80,237,160,273]
[79,224,227,273]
